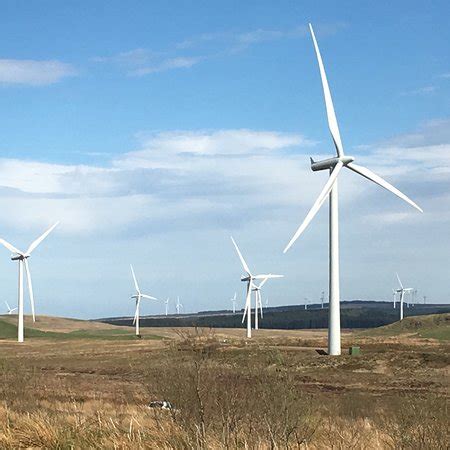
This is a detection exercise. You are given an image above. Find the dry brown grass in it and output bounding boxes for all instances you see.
[0,324,447,448]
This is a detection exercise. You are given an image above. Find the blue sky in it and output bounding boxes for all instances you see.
[0,1,448,318]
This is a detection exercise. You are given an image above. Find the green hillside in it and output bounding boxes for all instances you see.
[362,313,450,341]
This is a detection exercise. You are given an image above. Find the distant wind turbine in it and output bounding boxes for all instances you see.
[249,278,270,330]
[164,298,170,316]
[231,237,283,338]
[176,296,183,315]
[130,264,157,336]
[5,301,17,315]
[320,291,325,309]
[230,292,237,313]
[0,222,59,342]
[394,273,413,321]
[283,24,422,355]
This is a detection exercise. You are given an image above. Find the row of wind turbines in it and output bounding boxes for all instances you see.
[0,24,423,355]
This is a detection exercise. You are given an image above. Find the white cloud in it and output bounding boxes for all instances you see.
[93,22,346,76]
[131,56,202,75]
[0,119,448,238]
[0,59,76,85]
[0,130,311,234]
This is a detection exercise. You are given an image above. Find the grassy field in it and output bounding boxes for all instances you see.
[0,314,447,448]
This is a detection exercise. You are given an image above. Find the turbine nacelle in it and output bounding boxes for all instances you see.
[11,254,30,261]
[310,156,355,172]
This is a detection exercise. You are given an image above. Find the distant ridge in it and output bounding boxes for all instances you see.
[97,300,450,330]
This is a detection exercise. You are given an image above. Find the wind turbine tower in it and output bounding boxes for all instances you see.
[164,298,169,316]
[130,265,158,336]
[230,292,237,313]
[176,297,183,315]
[394,274,413,321]
[283,24,422,355]
[0,222,59,342]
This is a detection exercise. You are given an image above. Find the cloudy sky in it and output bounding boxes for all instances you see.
[0,1,448,319]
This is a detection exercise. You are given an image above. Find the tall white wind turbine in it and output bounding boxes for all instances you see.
[5,301,17,315]
[130,265,157,336]
[231,237,283,338]
[394,274,413,321]
[283,24,422,355]
[0,222,59,342]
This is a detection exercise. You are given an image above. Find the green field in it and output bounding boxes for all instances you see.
[361,313,450,341]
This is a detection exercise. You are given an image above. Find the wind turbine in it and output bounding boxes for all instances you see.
[250,278,270,330]
[394,273,413,321]
[320,291,325,309]
[5,301,17,315]
[392,289,397,309]
[0,222,59,342]
[175,296,183,315]
[164,298,170,316]
[283,24,422,355]
[130,264,157,336]
[230,292,237,313]
[231,237,283,338]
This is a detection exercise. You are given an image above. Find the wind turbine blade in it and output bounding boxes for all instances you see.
[258,278,269,289]
[346,163,423,213]
[284,161,343,253]
[241,305,247,323]
[259,292,264,318]
[254,274,284,280]
[242,284,251,323]
[26,221,59,254]
[132,300,139,325]
[0,239,23,255]
[130,264,140,293]
[309,23,344,157]
[24,259,35,322]
[141,294,157,301]
[230,237,252,275]
[396,273,404,289]
[5,301,10,311]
